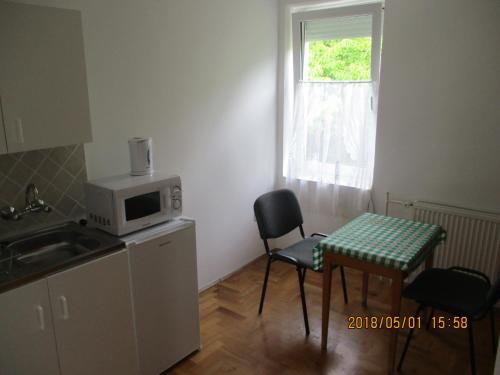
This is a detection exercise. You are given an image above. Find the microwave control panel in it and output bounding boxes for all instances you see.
[171,185,182,211]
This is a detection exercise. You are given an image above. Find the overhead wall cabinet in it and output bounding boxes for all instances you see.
[0,2,92,154]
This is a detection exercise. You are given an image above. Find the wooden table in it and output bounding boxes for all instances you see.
[314,213,445,374]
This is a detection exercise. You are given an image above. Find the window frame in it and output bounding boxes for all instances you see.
[292,4,383,87]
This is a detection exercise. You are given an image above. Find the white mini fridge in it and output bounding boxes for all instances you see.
[123,218,201,375]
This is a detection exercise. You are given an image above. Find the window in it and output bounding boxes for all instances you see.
[302,15,373,81]
[284,4,382,190]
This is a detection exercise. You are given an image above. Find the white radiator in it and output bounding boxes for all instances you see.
[385,194,500,282]
[412,201,500,282]
[411,201,500,282]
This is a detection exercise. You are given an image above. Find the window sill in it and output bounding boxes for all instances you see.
[282,174,371,192]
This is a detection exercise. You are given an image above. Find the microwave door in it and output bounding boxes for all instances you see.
[124,191,162,222]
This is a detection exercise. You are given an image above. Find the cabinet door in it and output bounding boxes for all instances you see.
[0,2,92,153]
[0,124,6,155]
[130,225,201,375]
[47,250,138,375]
[0,99,6,154]
[0,279,60,375]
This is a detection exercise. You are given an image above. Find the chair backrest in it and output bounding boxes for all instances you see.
[253,189,303,241]
[485,276,500,309]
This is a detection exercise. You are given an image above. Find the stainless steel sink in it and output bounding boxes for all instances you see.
[8,230,101,266]
[0,243,13,282]
[0,222,124,290]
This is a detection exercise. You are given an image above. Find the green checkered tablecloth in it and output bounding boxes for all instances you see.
[312,213,446,273]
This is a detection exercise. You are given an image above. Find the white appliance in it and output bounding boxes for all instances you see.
[128,137,153,176]
[123,218,201,375]
[84,172,182,236]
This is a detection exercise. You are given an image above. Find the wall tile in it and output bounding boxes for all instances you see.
[64,154,84,177]
[9,162,34,186]
[49,146,72,167]
[38,158,60,181]
[52,169,73,192]
[30,173,50,194]
[21,150,45,170]
[66,179,85,202]
[0,144,87,237]
[0,179,21,205]
[0,154,16,175]
[42,185,64,207]
[56,196,77,217]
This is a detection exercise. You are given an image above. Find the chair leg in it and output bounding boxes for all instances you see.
[426,307,434,330]
[490,309,497,355]
[340,266,348,304]
[297,267,310,335]
[468,319,476,375]
[258,257,272,315]
[398,304,424,372]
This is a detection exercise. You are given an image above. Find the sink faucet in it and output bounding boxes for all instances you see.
[0,183,52,221]
[24,184,50,213]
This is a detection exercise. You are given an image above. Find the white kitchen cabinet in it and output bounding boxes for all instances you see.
[128,221,201,375]
[0,126,6,154]
[47,249,139,375]
[0,2,92,154]
[0,279,60,375]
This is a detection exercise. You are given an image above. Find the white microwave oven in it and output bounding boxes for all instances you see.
[84,172,182,236]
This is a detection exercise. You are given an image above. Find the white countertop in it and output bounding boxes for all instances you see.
[120,217,195,247]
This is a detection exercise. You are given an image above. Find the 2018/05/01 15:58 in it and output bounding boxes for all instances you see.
[347,315,468,329]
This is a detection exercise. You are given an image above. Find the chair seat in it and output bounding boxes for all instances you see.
[403,268,490,317]
[275,237,321,269]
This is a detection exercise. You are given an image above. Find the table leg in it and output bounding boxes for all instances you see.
[423,251,435,325]
[388,272,403,375]
[362,272,369,307]
[425,251,434,269]
[321,253,333,350]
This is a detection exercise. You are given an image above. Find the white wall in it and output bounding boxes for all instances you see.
[16,0,278,289]
[373,0,500,213]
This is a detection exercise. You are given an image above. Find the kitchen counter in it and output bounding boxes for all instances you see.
[0,222,124,293]
[121,216,194,247]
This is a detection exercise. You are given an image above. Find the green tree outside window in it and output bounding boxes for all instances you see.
[306,37,371,81]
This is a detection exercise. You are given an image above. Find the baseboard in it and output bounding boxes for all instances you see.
[198,254,265,294]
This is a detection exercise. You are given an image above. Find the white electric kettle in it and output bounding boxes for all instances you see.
[128,137,153,176]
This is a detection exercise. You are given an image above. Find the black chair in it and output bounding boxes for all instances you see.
[398,267,500,375]
[253,189,348,335]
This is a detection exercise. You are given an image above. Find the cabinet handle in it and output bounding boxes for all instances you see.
[159,241,171,247]
[15,118,24,144]
[59,295,69,320]
[36,305,45,331]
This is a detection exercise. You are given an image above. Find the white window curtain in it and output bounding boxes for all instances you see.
[282,81,376,218]
[285,81,376,190]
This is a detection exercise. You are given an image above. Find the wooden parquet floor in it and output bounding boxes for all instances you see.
[170,255,499,375]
